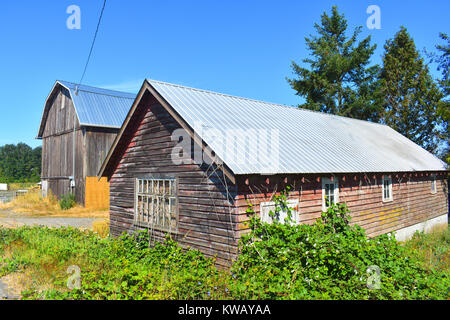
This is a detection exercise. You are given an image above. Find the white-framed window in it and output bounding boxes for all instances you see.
[135,178,178,232]
[431,174,437,194]
[260,199,299,224]
[382,175,393,202]
[322,177,339,211]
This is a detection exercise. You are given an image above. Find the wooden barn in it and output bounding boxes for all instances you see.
[99,79,448,267]
[37,80,135,207]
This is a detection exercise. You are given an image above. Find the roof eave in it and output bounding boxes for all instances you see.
[98,80,150,178]
[37,81,62,138]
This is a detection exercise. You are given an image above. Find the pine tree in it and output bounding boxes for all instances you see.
[287,6,381,121]
[432,33,449,164]
[379,27,443,154]
[434,33,450,96]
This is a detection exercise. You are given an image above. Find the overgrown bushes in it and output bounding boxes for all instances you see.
[232,190,449,299]
[0,189,449,300]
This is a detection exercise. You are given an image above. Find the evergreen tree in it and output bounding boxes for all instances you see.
[379,27,444,154]
[431,33,449,164]
[287,6,381,121]
[434,33,450,96]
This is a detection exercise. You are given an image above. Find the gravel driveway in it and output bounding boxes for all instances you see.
[0,209,105,229]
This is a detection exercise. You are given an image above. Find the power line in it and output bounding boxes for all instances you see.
[75,0,107,94]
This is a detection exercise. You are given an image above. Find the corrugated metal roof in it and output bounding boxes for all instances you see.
[37,81,136,138]
[147,79,447,175]
[58,80,136,128]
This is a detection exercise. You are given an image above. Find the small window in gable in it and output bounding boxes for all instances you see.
[260,199,299,224]
[322,177,339,211]
[61,94,66,110]
[382,175,393,202]
[431,175,437,194]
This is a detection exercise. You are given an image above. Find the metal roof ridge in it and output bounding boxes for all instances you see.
[57,80,136,99]
[146,78,293,108]
[146,78,389,129]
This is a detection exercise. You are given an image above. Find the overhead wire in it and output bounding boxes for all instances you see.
[75,0,107,94]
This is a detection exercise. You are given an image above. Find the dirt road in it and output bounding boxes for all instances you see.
[0,209,105,229]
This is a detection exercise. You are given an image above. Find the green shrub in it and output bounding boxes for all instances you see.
[59,193,76,210]
[230,187,450,300]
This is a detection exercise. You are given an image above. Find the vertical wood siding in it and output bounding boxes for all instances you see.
[84,128,118,177]
[40,86,119,205]
[40,87,80,201]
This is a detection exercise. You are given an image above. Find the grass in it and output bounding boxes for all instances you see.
[7,183,39,191]
[402,224,449,272]
[0,227,231,300]
[0,224,448,300]
[92,220,109,238]
[0,190,108,218]
[0,196,447,300]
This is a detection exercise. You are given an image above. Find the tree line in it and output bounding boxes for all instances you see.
[287,6,449,164]
[0,143,41,183]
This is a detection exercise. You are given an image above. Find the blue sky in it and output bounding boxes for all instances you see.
[0,0,448,148]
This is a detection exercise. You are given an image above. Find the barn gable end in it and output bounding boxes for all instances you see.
[106,89,239,267]
[39,83,84,202]
[37,81,135,206]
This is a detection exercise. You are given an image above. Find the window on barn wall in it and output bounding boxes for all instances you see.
[322,177,339,211]
[135,178,178,232]
[61,93,66,110]
[260,199,299,224]
[431,174,437,194]
[382,175,393,202]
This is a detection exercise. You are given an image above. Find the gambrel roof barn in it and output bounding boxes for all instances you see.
[37,80,136,207]
[99,79,448,267]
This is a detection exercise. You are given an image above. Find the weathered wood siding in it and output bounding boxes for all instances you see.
[108,93,239,267]
[236,173,448,238]
[83,128,118,177]
[40,86,83,202]
[40,85,120,206]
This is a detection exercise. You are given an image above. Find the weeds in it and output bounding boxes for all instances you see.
[92,220,109,238]
[0,227,230,300]
[0,190,59,213]
[403,225,449,272]
[0,189,448,300]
